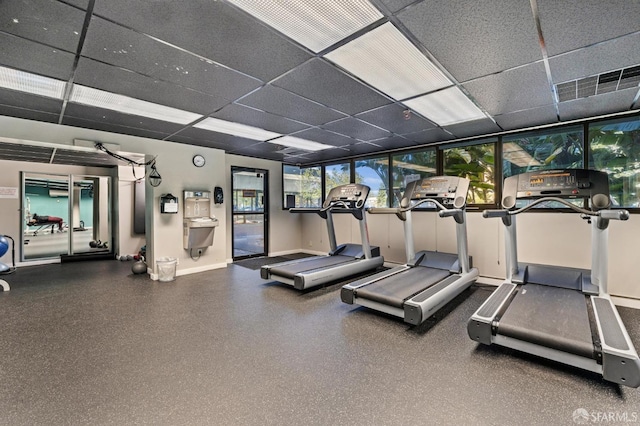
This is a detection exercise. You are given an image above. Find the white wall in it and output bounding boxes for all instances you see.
[0,116,228,278]
[225,154,302,260]
[300,210,640,300]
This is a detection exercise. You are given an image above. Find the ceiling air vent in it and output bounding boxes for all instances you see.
[555,64,640,102]
[275,146,309,156]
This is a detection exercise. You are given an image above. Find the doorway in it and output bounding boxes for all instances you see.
[22,172,112,261]
[231,167,268,260]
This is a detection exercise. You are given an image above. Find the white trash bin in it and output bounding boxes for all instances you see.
[156,257,177,282]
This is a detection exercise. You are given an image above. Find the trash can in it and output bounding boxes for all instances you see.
[156,257,177,282]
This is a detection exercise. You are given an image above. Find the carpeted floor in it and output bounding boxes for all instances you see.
[1,259,639,425]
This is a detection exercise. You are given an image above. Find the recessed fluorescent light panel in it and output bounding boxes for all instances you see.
[194,117,281,141]
[227,0,383,53]
[70,85,202,124]
[269,135,333,152]
[403,86,487,126]
[325,22,452,100]
[0,66,65,99]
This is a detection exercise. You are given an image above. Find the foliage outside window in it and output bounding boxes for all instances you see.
[503,127,584,208]
[503,126,584,179]
[355,156,389,208]
[443,141,495,205]
[589,117,640,208]
[324,162,352,193]
[282,165,321,208]
[390,150,437,207]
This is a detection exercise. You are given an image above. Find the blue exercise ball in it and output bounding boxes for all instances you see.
[0,236,8,258]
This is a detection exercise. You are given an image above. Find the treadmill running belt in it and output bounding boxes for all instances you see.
[355,267,450,308]
[268,255,355,278]
[498,284,595,359]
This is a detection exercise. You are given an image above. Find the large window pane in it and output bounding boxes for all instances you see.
[589,117,640,208]
[443,141,495,205]
[324,162,351,192]
[355,156,389,208]
[503,126,584,179]
[282,165,322,208]
[391,150,436,206]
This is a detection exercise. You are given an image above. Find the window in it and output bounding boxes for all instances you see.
[355,156,389,208]
[589,116,640,208]
[282,165,322,208]
[503,126,584,179]
[324,162,351,191]
[391,149,436,206]
[443,141,496,205]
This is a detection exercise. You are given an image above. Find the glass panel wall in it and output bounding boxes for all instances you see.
[443,141,496,205]
[282,165,322,208]
[355,156,389,208]
[324,162,351,191]
[589,116,640,208]
[390,149,437,206]
[503,126,584,178]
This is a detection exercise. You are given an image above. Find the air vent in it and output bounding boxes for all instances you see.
[275,146,310,156]
[555,64,640,102]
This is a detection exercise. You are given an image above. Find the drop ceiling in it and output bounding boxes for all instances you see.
[0,0,638,166]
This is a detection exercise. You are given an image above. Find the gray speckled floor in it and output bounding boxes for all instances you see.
[1,260,639,425]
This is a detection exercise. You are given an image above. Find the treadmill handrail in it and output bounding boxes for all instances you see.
[483,197,629,219]
[368,198,452,214]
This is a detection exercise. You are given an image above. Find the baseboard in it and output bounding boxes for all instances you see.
[16,258,61,267]
[269,249,308,257]
[611,295,640,310]
[300,249,326,256]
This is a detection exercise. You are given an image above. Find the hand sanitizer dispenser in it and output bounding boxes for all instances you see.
[183,191,219,250]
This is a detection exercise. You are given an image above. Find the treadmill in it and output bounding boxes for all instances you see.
[261,183,384,290]
[468,169,640,387]
[341,176,479,325]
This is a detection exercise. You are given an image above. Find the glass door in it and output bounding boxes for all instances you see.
[231,167,268,260]
[22,173,70,260]
[22,172,113,261]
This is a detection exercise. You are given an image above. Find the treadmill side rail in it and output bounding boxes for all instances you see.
[404,269,478,325]
[293,256,384,290]
[468,282,517,345]
[592,295,640,387]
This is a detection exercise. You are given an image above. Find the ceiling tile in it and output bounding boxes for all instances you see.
[356,103,437,135]
[0,87,63,113]
[343,142,385,156]
[463,62,554,116]
[63,115,172,140]
[0,33,75,81]
[494,105,558,131]
[64,0,90,9]
[0,0,85,52]
[165,133,230,151]
[365,135,415,150]
[290,127,356,147]
[402,127,453,144]
[296,147,351,163]
[378,0,417,14]
[74,58,226,114]
[398,0,541,82]
[322,117,391,141]
[212,104,308,134]
[272,59,390,115]
[444,118,502,138]
[93,0,312,82]
[0,104,59,124]
[82,17,262,101]
[549,33,640,83]
[62,103,184,135]
[0,141,55,163]
[170,127,263,151]
[537,0,640,56]
[558,88,639,122]
[237,85,346,126]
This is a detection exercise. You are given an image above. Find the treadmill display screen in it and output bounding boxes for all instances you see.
[521,172,575,190]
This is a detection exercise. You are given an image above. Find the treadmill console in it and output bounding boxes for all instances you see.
[323,184,371,209]
[403,176,470,209]
[502,169,610,210]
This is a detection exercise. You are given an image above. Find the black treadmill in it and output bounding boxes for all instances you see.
[468,169,640,387]
[260,183,383,290]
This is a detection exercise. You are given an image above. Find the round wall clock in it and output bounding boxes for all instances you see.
[192,154,205,167]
